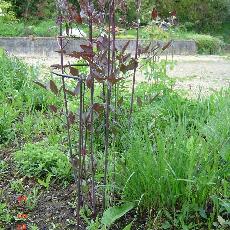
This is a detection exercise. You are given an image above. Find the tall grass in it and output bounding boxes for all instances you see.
[118,85,230,228]
[0,54,59,144]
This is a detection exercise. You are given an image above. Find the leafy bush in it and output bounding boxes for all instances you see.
[0,20,25,36]
[14,142,72,180]
[192,34,224,54]
[155,0,230,33]
[0,19,58,37]
[0,0,16,22]
[9,0,56,20]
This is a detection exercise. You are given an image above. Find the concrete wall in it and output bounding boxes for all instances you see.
[0,37,197,57]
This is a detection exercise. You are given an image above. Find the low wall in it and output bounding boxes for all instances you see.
[0,37,197,57]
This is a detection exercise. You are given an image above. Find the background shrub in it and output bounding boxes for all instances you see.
[192,34,224,54]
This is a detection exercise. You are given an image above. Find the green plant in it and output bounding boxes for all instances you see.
[192,34,224,54]
[37,173,53,190]
[14,141,72,180]
[26,186,40,211]
[10,179,24,193]
[0,160,8,172]
[29,224,39,230]
[118,86,230,228]
[81,202,134,230]
[0,0,16,22]
[0,54,57,144]
[0,202,12,224]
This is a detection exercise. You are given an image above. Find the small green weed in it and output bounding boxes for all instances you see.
[26,187,40,211]
[37,173,53,190]
[0,160,8,173]
[10,179,24,193]
[0,202,12,224]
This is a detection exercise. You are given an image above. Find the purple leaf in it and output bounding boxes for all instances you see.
[70,66,79,76]
[92,103,104,114]
[121,41,130,54]
[34,81,47,90]
[49,105,58,113]
[137,96,142,107]
[162,40,173,51]
[80,44,93,53]
[86,75,93,89]
[50,64,62,69]
[47,80,59,95]
[68,112,76,125]
[64,88,76,97]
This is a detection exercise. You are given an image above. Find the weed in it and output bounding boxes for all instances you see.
[14,141,72,180]
[10,179,24,193]
[29,224,39,230]
[26,187,40,211]
[118,86,230,228]
[0,160,8,173]
[37,173,53,190]
[0,202,12,224]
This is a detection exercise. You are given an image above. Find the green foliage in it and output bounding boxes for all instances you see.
[0,160,8,173]
[0,20,24,36]
[101,202,134,227]
[118,84,230,228]
[10,179,24,193]
[37,173,53,190]
[191,34,224,54]
[0,0,16,22]
[14,141,72,180]
[81,202,134,230]
[119,0,230,34]
[0,54,60,144]
[26,187,40,210]
[9,0,56,20]
[0,202,12,224]
[155,0,230,33]
[0,19,57,37]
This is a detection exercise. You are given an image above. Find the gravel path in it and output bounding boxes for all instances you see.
[167,55,230,97]
[20,54,230,97]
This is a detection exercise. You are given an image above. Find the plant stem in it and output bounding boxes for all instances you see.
[88,0,96,217]
[77,79,83,229]
[130,0,141,119]
[103,0,113,210]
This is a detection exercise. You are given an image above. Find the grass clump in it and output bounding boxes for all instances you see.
[118,85,230,228]
[14,141,72,180]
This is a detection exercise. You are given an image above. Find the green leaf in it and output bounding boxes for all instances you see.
[218,216,226,226]
[37,178,46,187]
[123,222,132,230]
[162,221,171,229]
[199,208,207,219]
[101,202,135,227]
